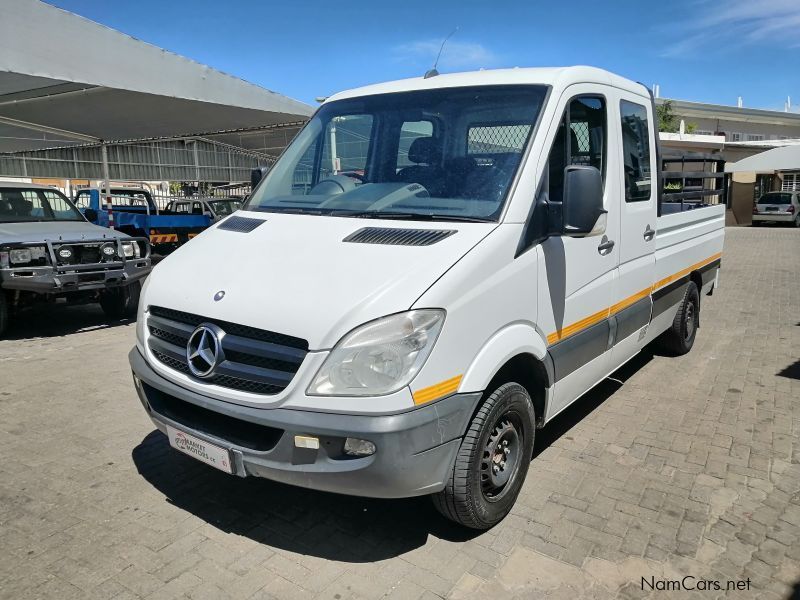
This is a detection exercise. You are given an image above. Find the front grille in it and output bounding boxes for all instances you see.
[54,243,107,266]
[147,306,308,396]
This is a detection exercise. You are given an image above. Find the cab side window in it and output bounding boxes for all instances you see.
[619,100,652,202]
[546,96,607,204]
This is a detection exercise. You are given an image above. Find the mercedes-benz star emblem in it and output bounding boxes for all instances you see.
[186,324,224,378]
[213,290,225,301]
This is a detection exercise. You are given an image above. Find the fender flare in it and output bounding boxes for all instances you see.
[460,322,551,393]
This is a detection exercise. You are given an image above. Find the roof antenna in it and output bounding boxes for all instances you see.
[425,27,458,79]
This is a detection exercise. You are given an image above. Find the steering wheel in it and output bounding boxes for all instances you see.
[338,171,366,183]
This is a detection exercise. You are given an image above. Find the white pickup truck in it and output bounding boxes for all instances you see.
[129,66,724,529]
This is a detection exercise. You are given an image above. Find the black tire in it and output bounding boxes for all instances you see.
[432,382,535,529]
[0,292,8,338]
[99,280,141,319]
[659,281,699,356]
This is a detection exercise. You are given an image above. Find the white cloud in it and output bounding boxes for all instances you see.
[660,0,800,57]
[392,39,499,70]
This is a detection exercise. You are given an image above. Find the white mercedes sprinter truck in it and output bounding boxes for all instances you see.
[130,67,724,529]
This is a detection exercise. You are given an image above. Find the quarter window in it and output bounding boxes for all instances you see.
[619,100,652,202]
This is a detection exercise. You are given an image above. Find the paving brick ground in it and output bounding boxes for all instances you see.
[1,227,799,599]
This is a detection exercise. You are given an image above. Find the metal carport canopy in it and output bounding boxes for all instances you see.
[725,144,800,173]
[0,0,313,154]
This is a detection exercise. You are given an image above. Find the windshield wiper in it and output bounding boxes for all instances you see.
[250,206,327,216]
[335,211,494,223]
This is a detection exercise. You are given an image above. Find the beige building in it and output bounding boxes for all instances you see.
[652,99,800,225]
[658,98,800,142]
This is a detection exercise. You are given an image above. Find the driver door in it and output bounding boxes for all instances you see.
[537,86,621,420]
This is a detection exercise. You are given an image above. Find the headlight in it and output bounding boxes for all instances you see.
[307,310,445,397]
[119,241,140,258]
[10,246,46,265]
[10,248,32,264]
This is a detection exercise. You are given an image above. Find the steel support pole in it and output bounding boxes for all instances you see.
[101,142,114,230]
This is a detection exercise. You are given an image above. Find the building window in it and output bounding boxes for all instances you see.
[745,134,765,142]
[729,132,742,142]
[781,172,800,191]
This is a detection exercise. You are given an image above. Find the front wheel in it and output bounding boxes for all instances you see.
[99,281,141,319]
[432,382,535,529]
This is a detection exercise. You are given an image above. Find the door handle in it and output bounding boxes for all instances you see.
[597,236,615,255]
[643,225,655,242]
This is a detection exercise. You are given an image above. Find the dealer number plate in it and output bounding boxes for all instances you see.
[166,425,233,474]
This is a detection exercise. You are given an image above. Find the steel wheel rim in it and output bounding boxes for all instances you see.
[684,302,696,340]
[480,412,523,502]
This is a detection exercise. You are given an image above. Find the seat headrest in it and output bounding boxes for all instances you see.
[407,137,440,165]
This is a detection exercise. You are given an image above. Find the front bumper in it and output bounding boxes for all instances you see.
[130,347,479,498]
[1,260,150,292]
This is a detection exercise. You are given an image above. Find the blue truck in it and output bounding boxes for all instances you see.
[74,188,211,253]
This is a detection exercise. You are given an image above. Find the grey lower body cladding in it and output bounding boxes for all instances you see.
[548,258,720,382]
[130,348,480,498]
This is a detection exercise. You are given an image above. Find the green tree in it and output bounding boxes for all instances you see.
[657,100,679,133]
[657,100,699,134]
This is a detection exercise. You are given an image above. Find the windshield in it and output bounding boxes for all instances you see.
[758,192,792,205]
[209,200,241,215]
[245,85,548,222]
[0,188,84,223]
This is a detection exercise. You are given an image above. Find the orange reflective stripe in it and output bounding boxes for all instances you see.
[412,375,463,405]
[547,252,721,346]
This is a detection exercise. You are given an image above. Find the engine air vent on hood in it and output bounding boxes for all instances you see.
[218,216,265,233]
[343,227,456,246]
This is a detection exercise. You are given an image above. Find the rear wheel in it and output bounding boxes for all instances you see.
[432,382,535,529]
[99,281,141,319]
[658,281,699,356]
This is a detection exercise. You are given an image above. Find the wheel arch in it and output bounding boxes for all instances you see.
[460,323,551,427]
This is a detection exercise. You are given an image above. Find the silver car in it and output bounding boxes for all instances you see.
[752,191,800,227]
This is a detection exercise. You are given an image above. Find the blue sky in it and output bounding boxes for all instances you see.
[50,0,799,111]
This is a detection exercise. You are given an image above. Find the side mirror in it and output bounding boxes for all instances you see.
[84,208,97,222]
[562,165,606,237]
[251,166,269,189]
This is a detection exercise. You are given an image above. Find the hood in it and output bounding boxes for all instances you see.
[145,211,495,349]
[0,221,127,244]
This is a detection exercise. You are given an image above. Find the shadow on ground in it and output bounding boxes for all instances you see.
[3,303,132,340]
[777,359,800,381]
[132,350,654,561]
